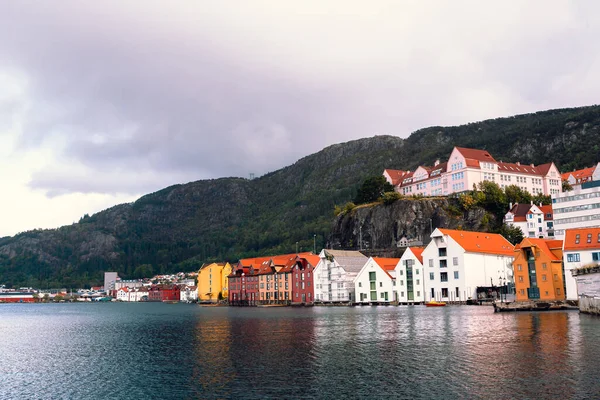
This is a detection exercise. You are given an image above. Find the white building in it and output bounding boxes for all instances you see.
[354,257,399,304]
[314,249,367,303]
[422,229,515,302]
[116,286,149,302]
[180,286,198,302]
[396,247,425,304]
[504,203,555,238]
[552,184,600,239]
[563,227,600,300]
[561,163,600,190]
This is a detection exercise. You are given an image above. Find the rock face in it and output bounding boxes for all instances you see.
[329,198,488,251]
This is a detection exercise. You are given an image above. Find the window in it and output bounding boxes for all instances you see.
[439,248,447,257]
[379,282,382,287]
[400,280,404,286]
[429,273,434,280]
[542,275,547,281]
[401,292,404,297]
[575,234,580,244]
[556,288,561,295]
[517,264,522,271]
[380,292,385,299]
[416,269,419,275]
[369,271,376,281]
[358,282,362,287]
[441,288,448,298]
[520,289,525,295]
[593,252,600,261]
[417,291,420,297]
[518,276,523,282]
[588,234,593,243]
[453,257,458,266]
[455,287,460,298]
[567,254,581,262]
[440,272,448,282]
[429,259,433,267]
[454,271,459,279]
[440,260,447,268]
[542,263,547,270]
[399,270,404,276]
[416,279,420,285]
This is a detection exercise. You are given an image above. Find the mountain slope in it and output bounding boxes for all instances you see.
[1,105,600,288]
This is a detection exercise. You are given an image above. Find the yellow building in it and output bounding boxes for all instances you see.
[197,262,232,302]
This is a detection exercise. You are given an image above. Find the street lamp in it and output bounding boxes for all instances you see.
[313,234,317,254]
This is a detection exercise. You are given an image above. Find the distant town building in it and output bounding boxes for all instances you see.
[180,286,198,302]
[384,146,562,197]
[513,238,565,301]
[551,185,600,239]
[422,228,514,302]
[354,257,399,304]
[396,247,425,304]
[504,202,554,238]
[197,262,232,302]
[562,227,600,300]
[104,272,120,296]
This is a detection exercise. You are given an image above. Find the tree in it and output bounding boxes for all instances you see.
[498,224,524,245]
[476,181,507,225]
[531,193,551,206]
[562,180,573,192]
[504,185,531,206]
[354,176,394,204]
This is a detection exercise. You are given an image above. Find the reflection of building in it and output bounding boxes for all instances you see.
[513,238,565,301]
[198,262,232,302]
[396,247,425,304]
[354,257,399,304]
[563,227,600,300]
[552,184,600,239]
[422,229,514,302]
[504,203,554,238]
[314,250,368,303]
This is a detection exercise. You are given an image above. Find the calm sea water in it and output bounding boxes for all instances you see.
[1,303,599,399]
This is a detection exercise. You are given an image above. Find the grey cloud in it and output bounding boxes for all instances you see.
[2,1,600,195]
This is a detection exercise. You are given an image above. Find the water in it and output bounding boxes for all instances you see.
[1,304,599,399]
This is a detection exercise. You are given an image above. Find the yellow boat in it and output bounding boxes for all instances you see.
[425,300,446,307]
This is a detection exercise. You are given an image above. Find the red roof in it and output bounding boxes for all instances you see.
[561,167,595,183]
[497,162,542,175]
[438,229,514,256]
[302,255,321,267]
[515,238,562,261]
[455,147,497,165]
[539,205,553,220]
[372,257,400,279]
[384,169,411,186]
[564,228,600,251]
[536,163,555,176]
[407,247,425,264]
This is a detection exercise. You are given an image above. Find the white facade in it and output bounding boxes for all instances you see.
[180,286,198,302]
[353,258,397,304]
[552,186,600,239]
[563,228,600,300]
[422,229,514,302]
[395,248,425,304]
[504,204,555,239]
[314,250,367,303]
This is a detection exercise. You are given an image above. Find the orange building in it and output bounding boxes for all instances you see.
[513,238,565,301]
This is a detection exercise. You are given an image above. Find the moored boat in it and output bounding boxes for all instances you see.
[425,300,446,307]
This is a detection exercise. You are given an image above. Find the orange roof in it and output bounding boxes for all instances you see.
[516,238,562,261]
[438,229,514,256]
[564,228,600,251]
[302,255,321,267]
[539,205,553,220]
[384,169,411,186]
[562,166,595,183]
[407,247,425,264]
[373,257,400,272]
[497,162,542,175]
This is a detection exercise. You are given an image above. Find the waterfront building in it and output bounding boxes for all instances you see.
[197,262,232,302]
[314,250,368,303]
[103,272,120,296]
[291,255,319,305]
[180,286,198,302]
[148,284,181,302]
[384,147,562,197]
[395,247,425,304]
[551,184,600,239]
[256,255,295,303]
[513,238,565,301]
[114,280,144,291]
[422,229,514,302]
[354,257,399,304]
[561,163,600,190]
[562,227,600,300]
[504,202,555,238]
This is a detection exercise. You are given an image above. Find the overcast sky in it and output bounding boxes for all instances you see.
[1,1,599,237]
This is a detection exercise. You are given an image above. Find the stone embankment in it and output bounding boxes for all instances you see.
[493,300,578,312]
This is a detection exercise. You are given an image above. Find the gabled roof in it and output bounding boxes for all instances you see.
[536,163,555,176]
[564,228,600,251]
[455,147,497,167]
[323,250,368,273]
[438,229,514,256]
[539,205,553,220]
[497,162,541,175]
[372,257,400,279]
[407,247,425,264]
[302,255,321,267]
[429,162,448,177]
[508,203,534,222]
[384,169,411,186]
[515,238,562,261]
[561,166,595,183]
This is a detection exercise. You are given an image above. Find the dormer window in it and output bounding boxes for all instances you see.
[598,233,600,243]
[588,234,593,243]
[575,234,580,244]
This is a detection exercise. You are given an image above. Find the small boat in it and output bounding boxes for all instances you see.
[425,300,446,307]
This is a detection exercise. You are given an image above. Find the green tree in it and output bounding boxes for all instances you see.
[531,193,551,206]
[504,185,531,206]
[562,180,573,192]
[476,181,507,223]
[498,224,524,245]
[382,191,401,205]
[354,176,393,204]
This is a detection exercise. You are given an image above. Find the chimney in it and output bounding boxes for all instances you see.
[516,162,520,166]
[509,202,513,209]
[531,163,535,167]
[539,203,542,207]
[434,159,440,166]
[530,200,533,206]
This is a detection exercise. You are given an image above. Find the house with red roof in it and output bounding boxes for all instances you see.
[562,227,600,300]
[354,257,400,304]
[561,163,600,190]
[384,146,562,197]
[513,238,565,301]
[504,202,554,239]
[396,247,425,304]
[422,228,515,302]
[291,255,319,305]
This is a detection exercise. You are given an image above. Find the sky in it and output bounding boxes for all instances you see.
[1,0,600,237]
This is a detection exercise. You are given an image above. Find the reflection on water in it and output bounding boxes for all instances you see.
[1,304,600,399]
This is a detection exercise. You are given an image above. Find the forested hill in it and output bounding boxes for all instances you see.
[1,105,600,288]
